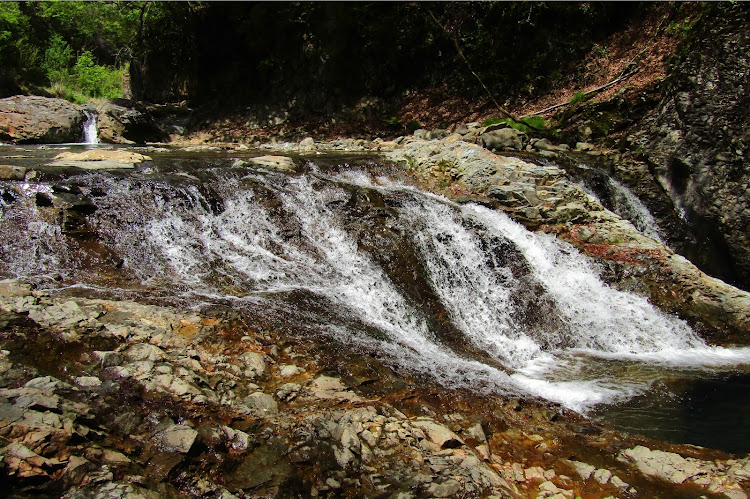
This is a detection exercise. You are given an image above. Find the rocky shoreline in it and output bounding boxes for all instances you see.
[2,279,749,498]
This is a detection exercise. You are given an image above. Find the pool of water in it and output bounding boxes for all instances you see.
[593,370,750,454]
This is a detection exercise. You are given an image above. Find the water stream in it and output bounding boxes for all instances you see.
[1,145,750,451]
[82,110,99,144]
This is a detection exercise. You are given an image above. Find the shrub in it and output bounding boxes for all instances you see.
[43,34,74,85]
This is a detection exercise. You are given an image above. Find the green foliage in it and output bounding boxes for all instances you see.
[43,34,74,84]
[0,1,134,98]
[569,91,588,107]
[482,116,549,133]
[405,120,423,134]
[668,18,696,37]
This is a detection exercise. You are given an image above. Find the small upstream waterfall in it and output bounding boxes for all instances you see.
[82,109,99,144]
[607,177,664,242]
[1,158,749,413]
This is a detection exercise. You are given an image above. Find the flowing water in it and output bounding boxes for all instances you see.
[82,110,99,144]
[2,145,750,451]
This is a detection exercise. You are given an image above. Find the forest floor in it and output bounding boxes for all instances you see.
[180,3,697,147]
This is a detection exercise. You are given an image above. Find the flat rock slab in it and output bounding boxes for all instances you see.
[243,155,296,172]
[48,150,152,169]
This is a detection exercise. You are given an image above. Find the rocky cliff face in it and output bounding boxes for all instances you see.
[0,96,84,144]
[633,4,750,288]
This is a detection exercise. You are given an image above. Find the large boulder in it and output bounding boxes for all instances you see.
[0,95,85,144]
[632,4,750,289]
[96,98,167,144]
[481,127,526,151]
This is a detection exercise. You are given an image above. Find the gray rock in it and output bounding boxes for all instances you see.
[299,137,316,151]
[467,422,487,442]
[481,128,525,151]
[276,383,301,402]
[244,392,278,415]
[238,351,268,379]
[96,99,167,144]
[593,468,612,484]
[155,424,198,453]
[0,96,85,144]
[428,479,462,497]
[308,375,362,401]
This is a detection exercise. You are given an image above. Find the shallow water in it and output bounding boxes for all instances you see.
[2,143,749,453]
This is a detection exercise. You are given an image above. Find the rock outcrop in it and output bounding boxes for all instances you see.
[1,279,748,498]
[632,4,750,288]
[388,138,750,342]
[96,99,167,144]
[0,96,85,144]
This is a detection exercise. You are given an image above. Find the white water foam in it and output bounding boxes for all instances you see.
[82,110,99,145]
[607,178,663,242]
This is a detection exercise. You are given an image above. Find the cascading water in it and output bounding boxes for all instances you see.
[607,177,664,242]
[1,151,749,419]
[82,109,99,144]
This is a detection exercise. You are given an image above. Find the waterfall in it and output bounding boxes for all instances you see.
[82,109,99,144]
[607,178,663,242]
[1,161,749,413]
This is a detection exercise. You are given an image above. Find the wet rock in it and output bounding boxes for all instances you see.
[566,460,595,480]
[0,96,85,144]
[278,364,302,377]
[242,155,296,172]
[593,468,612,484]
[299,137,316,151]
[154,424,198,454]
[48,149,152,169]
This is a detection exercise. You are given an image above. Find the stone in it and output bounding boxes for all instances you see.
[48,149,152,169]
[467,422,487,442]
[531,138,570,152]
[575,142,596,151]
[299,137,316,151]
[593,468,612,484]
[243,155,296,172]
[481,128,525,151]
[238,351,268,378]
[244,392,278,415]
[0,165,26,180]
[567,460,595,480]
[278,364,301,377]
[0,96,85,144]
[308,375,362,401]
[276,383,301,402]
[74,376,102,388]
[155,424,198,454]
[411,419,464,449]
[618,446,702,484]
[428,479,462,497]
[96,98,167,144]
